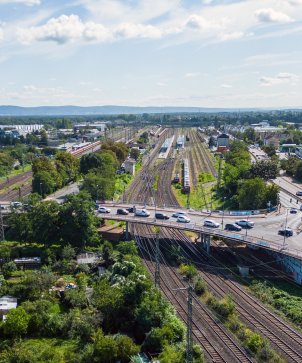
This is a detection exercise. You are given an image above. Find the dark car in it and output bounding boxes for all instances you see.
[278,228,293,237]
[126,207,135,213]
[117,208,129,215]
[225,223,242,232]
[155,212,169,220]
[296,191,302,196]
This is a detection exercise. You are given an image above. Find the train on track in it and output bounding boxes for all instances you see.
[182,158,190,193]
[69,141,101,158]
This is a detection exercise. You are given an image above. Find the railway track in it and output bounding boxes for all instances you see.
[133,224,255,363]
[127,128,302,362]
[164,228,302,363]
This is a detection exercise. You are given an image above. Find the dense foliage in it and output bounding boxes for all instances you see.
[32,152,79,196]
[0,239,191,362]
[221,141,279,209]
[7,192,99,249]
[281,157,302,182]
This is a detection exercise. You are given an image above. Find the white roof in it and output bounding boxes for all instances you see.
[0,296,17,311]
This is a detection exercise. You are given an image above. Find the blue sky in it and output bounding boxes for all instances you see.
[0,0,301,108]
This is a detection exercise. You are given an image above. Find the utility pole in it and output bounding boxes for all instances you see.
[217,154,223,189]
[0,205,5,241]
[173,285,193,363]
[155,230,160,287]
[186,285,193,363]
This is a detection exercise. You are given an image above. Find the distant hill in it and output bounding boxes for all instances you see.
[0,105,277,116]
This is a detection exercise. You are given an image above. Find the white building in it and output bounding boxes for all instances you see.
[0,296,17,320]
[124,159,136,175]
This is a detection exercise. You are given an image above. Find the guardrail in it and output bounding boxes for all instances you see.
[100,214,302,259]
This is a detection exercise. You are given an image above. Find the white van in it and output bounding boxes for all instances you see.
[135,209,150,217]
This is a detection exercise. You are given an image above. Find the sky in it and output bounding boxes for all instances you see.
[0,0,302,108]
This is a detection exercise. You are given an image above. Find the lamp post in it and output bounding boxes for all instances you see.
[96,184,99,203]
[221,197,226,230]
[39,182,43,197]
[283,208,289,249]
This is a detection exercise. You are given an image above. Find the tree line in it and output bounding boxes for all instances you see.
[221,141,279,210]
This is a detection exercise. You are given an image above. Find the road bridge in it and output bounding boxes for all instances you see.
[100,203,302,260]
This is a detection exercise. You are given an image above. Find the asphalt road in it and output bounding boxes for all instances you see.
[99,202,302,253]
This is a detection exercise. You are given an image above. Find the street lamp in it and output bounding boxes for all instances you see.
[282,208,289,249]
[221,197,226,230]
[96,184,99,203]
[39,182,43,196]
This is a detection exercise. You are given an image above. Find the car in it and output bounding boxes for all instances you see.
[278,228,293,237]
[23,204,32,211]
[155,212,169,220]
[135,209,150,217]
[290,208,298,214]
[204,219,220,228]
[117,208,129,215]
[177,215,190,223]
[10,201,22,208]
[225,223,242,231]
[172,211,187,218]
[126,207,135,213]
[235,219,254,228]
[98,207,111,213]
[296,191,302,196]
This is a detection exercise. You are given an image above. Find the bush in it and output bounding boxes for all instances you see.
[244,330,265,354]
[178,264,198,281]
[194,277,207,296]
[1,261,17,278]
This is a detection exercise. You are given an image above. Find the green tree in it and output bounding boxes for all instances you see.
[55,151,79,183]
[250,160,279,180]
[237,178,266,209]
[130,148,140,161]
[4,306,30,337]
[81,171,115,201]
[92,329,118,362]
[32,170,56,196]
[58,192,99,248]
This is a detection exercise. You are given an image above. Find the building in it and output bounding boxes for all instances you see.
[0,296,17,320]
[124,159,136,175]
[217,134,230,148]
[264,136,280,148]
[295,146,302,159]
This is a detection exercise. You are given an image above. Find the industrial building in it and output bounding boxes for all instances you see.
[217,134,230,148]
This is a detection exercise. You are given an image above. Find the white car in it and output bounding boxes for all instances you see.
[10,201,22,208]
[98,207,111,213]
[204,219,220,228]
[235,219,254,228]
[172,211,187,218]
[177,215,191,223]
[135,209,150,217]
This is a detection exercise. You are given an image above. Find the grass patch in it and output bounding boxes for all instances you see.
[172,183,221,211]
[0,164,31,183]
[249,279,302,330]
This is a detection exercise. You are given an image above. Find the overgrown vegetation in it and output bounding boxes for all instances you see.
[0,239,200,362]
[220,141,279,209]
[250,280,302,329]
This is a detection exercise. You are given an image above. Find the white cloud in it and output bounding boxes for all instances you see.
[17,14,164,44]
[115,23,162,39]
[219,31,245,41]
[260,72,299,86]
[255,8,293,23]
[287,0,302,5]
[0,0,41,5]
[184,14,222,32]
[221,84,232,88]
[185,72,200,78]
